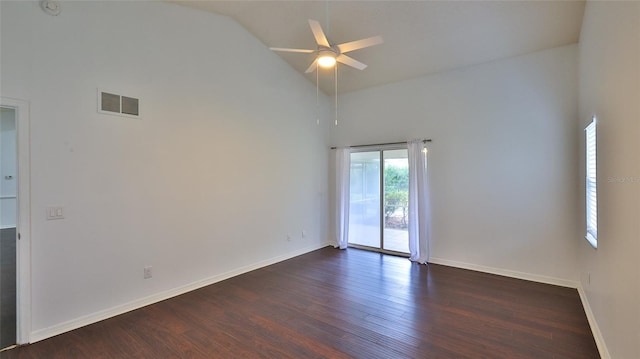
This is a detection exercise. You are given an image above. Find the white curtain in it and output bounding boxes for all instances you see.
[334,147,351,249]
[407,140,430,263]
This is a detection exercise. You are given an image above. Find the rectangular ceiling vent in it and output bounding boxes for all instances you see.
[98,89,141,118]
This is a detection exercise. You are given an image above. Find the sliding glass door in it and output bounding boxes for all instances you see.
[349,152,381,248]
[348,149,409,254]
[382,149,409,253]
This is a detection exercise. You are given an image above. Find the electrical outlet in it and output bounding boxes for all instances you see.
[302,230,306,238]
[144,266,152,279]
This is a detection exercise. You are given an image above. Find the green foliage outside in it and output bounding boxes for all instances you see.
[384,165,409,227]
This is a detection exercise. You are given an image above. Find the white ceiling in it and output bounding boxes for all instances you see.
[173,1,586,94]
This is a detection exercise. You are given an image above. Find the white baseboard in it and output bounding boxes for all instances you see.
[428,257,579,288]
[577,284,611,359]
[429,256,610,358]
[29,246,610,359]
[30,241,331,343]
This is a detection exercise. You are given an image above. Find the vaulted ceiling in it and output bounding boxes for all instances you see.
[173,1,586,94]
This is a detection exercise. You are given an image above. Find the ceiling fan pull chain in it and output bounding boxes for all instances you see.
[335,64,338,126]
[316,61,320,125]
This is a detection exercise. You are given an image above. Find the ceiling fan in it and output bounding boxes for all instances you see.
[270,19,383,73]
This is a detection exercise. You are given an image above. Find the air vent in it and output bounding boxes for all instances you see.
[98,89,141,118]
[101,92,120,113]
[121,96,139,116]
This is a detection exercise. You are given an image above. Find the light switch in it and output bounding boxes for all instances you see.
[47,206,64,220]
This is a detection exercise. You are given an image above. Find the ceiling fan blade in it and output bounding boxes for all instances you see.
[270,47,315,53]
[308,19,330,48]
[336,54,367,70]
[337,36,384,53]
[305,59,318,73]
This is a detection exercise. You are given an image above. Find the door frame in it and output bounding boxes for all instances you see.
[348,146,410,257]
[1,97,31,344]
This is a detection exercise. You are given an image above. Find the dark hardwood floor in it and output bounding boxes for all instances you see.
[1,247,599,358]
[1,228,17,351]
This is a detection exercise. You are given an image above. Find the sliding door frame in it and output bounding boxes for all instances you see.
[349,145,409,258]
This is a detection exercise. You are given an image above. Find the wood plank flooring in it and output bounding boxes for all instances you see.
[1,228,17,350]
[1,247,599,358]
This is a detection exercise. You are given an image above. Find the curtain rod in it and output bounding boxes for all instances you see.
[330,139,431,150]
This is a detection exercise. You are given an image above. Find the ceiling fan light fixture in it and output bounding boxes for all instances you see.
[317,51,337,68]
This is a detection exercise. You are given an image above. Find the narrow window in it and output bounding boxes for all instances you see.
[585,117,597,248]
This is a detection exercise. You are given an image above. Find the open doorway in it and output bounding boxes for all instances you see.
[0,106,17,350]
[0,97,31,349]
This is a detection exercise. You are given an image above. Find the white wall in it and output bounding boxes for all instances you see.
[0,109,17,228]
[333,45,580,283]
[578,1,640,357]
[0,1,330,339]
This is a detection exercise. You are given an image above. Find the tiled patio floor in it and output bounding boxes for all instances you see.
[349,223,409,253]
